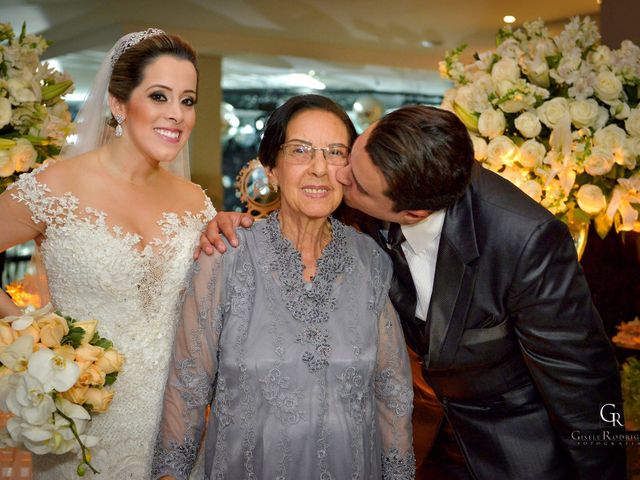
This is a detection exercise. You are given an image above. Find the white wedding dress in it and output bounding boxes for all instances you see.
[7,162,216,479]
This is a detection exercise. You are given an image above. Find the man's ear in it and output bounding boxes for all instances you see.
[397,209,431,225]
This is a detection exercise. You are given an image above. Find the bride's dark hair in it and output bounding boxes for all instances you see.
[107,33,198,127]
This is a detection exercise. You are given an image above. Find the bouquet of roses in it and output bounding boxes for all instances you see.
[439,16,640,238]
[0,22,74,194]
[0,304,124,476]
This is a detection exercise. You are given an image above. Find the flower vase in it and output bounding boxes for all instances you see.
[569,223,589,262]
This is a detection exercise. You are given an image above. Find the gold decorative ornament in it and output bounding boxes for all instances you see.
[235,159,280,218]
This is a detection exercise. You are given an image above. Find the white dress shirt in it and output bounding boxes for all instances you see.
[398,210,446,321]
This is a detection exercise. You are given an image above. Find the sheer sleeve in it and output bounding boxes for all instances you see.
[151,250,227,480]
[374,298,416,479]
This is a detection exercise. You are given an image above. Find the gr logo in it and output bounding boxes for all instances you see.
[600,403,623,427]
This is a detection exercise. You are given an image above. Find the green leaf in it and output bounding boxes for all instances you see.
[61,326,86,348]
[104,372,118,386]
[89,332,112,350]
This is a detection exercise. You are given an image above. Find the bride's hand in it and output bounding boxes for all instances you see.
[0,290,21,317]
[194,211,254,259]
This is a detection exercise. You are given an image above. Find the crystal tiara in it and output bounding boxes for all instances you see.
[110,28,166,67]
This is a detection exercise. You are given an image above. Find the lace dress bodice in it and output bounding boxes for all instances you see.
[152,213,415,480]
[7,163,216,478]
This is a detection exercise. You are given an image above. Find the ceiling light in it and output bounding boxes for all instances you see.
[420,40,435,48]
[282,73,326,90]
[503,15,516,24]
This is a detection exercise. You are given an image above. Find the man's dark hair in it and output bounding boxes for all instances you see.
[366,105,474,212]
[258,94,357,169]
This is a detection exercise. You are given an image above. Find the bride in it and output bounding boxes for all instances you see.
[0,29,215,478]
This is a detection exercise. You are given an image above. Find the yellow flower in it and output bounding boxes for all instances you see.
[84,388,114,413]
[95,348,124,375]
[62,384,89,404]
[73,320,98,344]
[53,344,76,362]
[0,321,18,347]
[77,364,105,387]
[74,344,103,364]
[36,313,69,348]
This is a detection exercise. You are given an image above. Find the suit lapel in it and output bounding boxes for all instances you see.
[426,185,479,368]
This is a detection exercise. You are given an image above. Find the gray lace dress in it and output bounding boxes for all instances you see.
[152,213,415,479]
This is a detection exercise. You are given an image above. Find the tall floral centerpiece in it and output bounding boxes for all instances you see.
[0,22,74,194]
[439,17,640,248]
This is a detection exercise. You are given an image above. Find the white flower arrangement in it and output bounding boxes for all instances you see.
[0,22,74,194]
[0,304,124,476]
[439,17,640,237]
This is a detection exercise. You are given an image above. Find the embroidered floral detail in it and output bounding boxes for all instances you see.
[374,369,412,417]
[151,436,200,480]
[175,358,214,412]
[213,377,233,427]
[337,367,368,425]
[382,448,416,480]
[264,212,354,372]
[260,368,305,424]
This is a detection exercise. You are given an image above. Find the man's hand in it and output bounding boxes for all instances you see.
[195,211,255,259]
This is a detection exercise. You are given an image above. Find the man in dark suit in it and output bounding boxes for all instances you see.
[201,105,625,480]
[335,105,625,480]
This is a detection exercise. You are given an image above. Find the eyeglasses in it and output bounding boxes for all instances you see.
[280,142,350,166]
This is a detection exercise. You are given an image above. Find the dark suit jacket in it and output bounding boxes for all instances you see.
[367,163,625,480]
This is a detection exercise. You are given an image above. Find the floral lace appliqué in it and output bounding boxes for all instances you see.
[264,212,354,373]
[382,448,416,480]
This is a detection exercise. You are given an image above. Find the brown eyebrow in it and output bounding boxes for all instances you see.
[285,139,349,148]
[145,84,197,95]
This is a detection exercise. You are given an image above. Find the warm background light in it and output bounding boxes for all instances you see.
[503,15,516,24]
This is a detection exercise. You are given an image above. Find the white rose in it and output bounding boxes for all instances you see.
[576,184,607,214]
[486,135,517,168]
[472,72,494,93]
[569,99,600,129]
[491,57,520,84]
[520,180,543,203]
[478,108,506,139]
[625,108,640,137]
[0,98,11,129]
[623,137,640,169]
[519,139,546,168]
[522,55,550,88]
[7,78,37,104]
[611,102,631,120]
[593,124,627,150]
[594,106,610,131]
[0,150,15,177]
[584,146,615,175]
[470,134,487,161]
[537,98,569,128]
[593,70,623,104]
[514,111,542,138]
[10,139,37,173]
[588,45,612,67]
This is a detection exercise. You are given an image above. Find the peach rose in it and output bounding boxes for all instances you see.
[75,344,104,364]
[84,388,114,414]
[78,365,105,387]
[36,313,69,348]
[62,384,89,404]
[53,344,76,362]
[95,349,125,375]
[17,323,41,344]
[0,321,18,347]
[73,320,98,345]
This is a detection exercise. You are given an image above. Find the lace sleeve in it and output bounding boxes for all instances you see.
[151,251,227,480]
[375,298,416,479]
[6,162,69,227]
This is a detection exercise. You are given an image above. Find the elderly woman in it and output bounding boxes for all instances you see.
[152,95,415,480]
